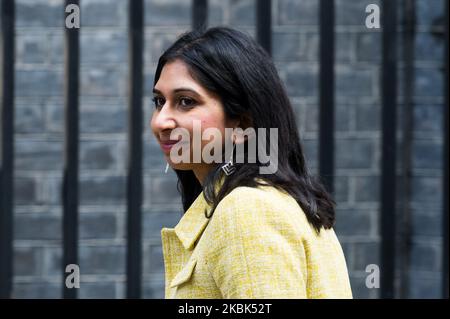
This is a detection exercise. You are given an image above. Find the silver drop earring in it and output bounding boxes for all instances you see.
[164,162,169,174]
[221,142,236,176]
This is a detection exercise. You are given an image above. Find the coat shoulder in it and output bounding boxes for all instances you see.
[212,184,311,234]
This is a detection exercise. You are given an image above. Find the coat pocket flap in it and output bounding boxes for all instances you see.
[170,259,197,288]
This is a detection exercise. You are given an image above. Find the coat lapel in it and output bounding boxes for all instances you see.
[161,190,211,298]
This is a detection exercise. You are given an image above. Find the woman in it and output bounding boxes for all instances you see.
[151,27,352,299]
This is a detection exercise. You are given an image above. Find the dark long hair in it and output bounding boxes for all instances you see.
[153,27,336,232]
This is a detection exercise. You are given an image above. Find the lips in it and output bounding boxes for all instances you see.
[159,139,181,152]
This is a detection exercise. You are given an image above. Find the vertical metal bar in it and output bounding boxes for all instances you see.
[62,0,80,299]
[380,0,398,299]
[398,0,415,298]
[0,0,15,299]
[319,0,335,194]
[192,0,208,31]
[443,0,449,300]
[256,0,272,56]
[126,0,143,299]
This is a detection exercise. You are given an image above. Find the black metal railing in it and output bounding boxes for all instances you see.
[62,0,80,299]
[380,0,398,299]
[0,0,448,299]
[0,0,15,300]
[126,0,144,299]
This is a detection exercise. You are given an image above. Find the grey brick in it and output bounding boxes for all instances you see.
[149,176,181,205]
[335,0,381,26]
[352,241,380,272]
[230,0,255,27]
[415,32,445,62]
[277,0,318,25]
[284,65,318,98]
[80,211,118,240]
[48,33,64,65]
[335,32,355,63]
[147,32,181,64]
[79,245,125,275]
[79,102,127,134]
[42,247,62,277]
[412,210,442,237]
[142,211,180,239]
[80,140,117,170]
[15,139,63,171]
[354,175,379,203]
[14,102,45,134]
[16,70,63,97]
[143,279,165,299]
[273,32,318,63]
[143,138,167,171]
[414,67,444,97]
[81,32,127,64]
[412,140,443,169]
[410,240,441,272]
[334,209,374,237]
[79,281,118,299]
[334,175,349,203]
[290,102,304,128]
[16,0,64,27]
[356,32,381,63]
[411,176,442,204]
[80,0,126,27]
[14,177,37,205]
[14,246,42,276]
[145,0,191,26]
[349,275,379,299]
[408,271,442,298]
[336,103,351,132]
[208,0,225,27]
[80,67,125,97]
[416,0,445,27]
[45,102,64,133]
[355,103,380,131]
[16,33,48,64]
[143,244,165,274]
[44,176,63,206]
[335,138,376,169]
[336,67,374,98]
[12,282,61,299]
[14,213,61,240]
[302,104,318,132]
[302,138,318,169]
[414,104,443,133]
[80,175,126,205]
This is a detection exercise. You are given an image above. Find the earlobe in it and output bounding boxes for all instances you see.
[229,113,254,144]
[233,133,247,145]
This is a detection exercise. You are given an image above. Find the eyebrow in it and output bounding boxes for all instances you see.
[152,87,200,96]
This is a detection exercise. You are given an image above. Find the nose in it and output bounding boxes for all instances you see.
[151,104,177,133]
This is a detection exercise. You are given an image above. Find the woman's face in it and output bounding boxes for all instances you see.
[151,59,236,183]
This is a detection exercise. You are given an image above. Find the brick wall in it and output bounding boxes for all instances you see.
[11,0,446,298]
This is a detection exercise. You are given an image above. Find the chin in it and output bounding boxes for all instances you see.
[167,162,195,171]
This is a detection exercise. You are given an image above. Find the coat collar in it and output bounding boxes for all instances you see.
[174,190,211,251]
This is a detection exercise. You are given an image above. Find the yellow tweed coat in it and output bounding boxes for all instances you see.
[161,182,353,299]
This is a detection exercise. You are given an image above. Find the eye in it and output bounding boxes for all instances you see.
[152,96,165,109]
[179,97,197,108]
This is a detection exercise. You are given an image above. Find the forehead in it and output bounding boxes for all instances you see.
[154,60,203,93]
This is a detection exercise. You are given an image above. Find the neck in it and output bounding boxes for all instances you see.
[193,164,217,186]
